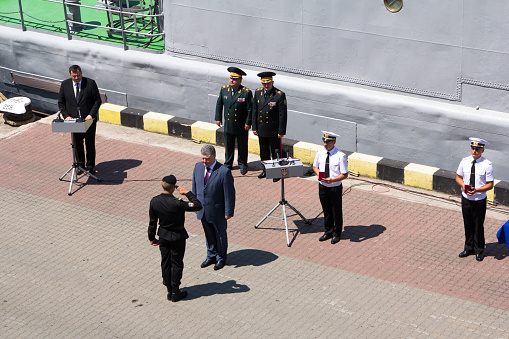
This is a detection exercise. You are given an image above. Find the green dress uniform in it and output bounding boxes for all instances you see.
[215,84,253,171]
[252,86,287,160]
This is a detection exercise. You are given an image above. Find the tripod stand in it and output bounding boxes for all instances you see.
[59,132,101,195]
[255,176,310,247]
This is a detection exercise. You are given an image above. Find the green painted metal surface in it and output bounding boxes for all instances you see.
[0,0,164,51]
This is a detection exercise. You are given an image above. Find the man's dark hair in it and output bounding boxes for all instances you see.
[69,65,82,74]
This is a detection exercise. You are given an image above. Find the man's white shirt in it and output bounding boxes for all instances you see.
[456,156,494,201]
[313,147,348,188]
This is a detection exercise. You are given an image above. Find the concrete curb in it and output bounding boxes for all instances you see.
[100,104,509,206]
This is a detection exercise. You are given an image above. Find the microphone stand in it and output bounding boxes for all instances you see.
[58,108,100,195]
[255,153,310,247]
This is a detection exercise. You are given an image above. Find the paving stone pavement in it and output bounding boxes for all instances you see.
[2,117,509,338]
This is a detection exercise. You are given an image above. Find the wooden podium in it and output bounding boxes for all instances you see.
[255,158,310,247]
[52,119,101,195]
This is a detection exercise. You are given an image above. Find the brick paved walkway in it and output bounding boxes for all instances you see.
[1,119,509,338]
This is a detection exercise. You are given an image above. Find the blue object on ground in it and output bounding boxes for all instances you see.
[496,220,509,246]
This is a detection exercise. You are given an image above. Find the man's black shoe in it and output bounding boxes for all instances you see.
[86,167,96,174]
[273,178,281,183]
[200,259,216,268]
[331,236,341,244]
[171,290,188,302]
[258,171,266,179]
[241,168,248,175]
[76,169,84,175]
[214,261,226,270]
[476,253,484,262]
[458,250,475,258]
[319,233,333,242]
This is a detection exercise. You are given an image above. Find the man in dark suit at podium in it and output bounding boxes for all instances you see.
[192,145,236,271]
[58,65,102,174]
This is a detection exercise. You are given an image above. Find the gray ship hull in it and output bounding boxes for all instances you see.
[1,0,508,180]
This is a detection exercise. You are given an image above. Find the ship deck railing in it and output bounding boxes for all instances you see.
[1,0,165,51]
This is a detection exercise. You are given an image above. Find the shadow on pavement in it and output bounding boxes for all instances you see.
[184,279,250,300]
[342,224,386,242]
[282,218,321,246]
[246,161,264,171]
[294,217,323,235]
[87,159,143,184]
[227,248,278,268]
[486,242,509,260]
[291,219,386,245]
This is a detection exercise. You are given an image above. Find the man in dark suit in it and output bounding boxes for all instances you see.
[215,66,253,175]
[252,71,288,181]
[58,65,102,174]
[148,175,202,302]
[192,145,236,270]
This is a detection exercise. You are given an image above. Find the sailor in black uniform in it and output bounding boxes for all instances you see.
[148,175,202,301]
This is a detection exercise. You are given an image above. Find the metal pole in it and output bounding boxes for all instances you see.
[156,0,163,36]
[62,0,71,40]
[17,0,26,31]
[282,203,290,246]
[118,1,127,50]
[66,0,83,33]
[281,177,285,202]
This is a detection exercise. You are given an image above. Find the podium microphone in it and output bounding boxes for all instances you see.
[275,149,289,166]
[77,107,83,122]
[54,111,64,122]
[286,151,294,164]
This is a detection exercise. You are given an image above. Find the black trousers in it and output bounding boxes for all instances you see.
[224,130,248,170]
[159,238,186,289]
[461,196,486,254]
[258,136,281,162]
[73,120,96,168]
[319,184,343,237]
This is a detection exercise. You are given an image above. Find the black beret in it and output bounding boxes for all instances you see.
[162,175,177,184]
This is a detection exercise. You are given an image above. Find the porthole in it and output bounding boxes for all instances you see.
[384,0,403,13]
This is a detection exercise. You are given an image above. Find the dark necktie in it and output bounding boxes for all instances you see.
[470,159,476,187]
[75,83,80,99]
[204,167,210,185]
[325,152,330,178]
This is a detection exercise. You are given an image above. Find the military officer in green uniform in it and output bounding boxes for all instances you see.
[215,67,253,175]
[252,71,288,180]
